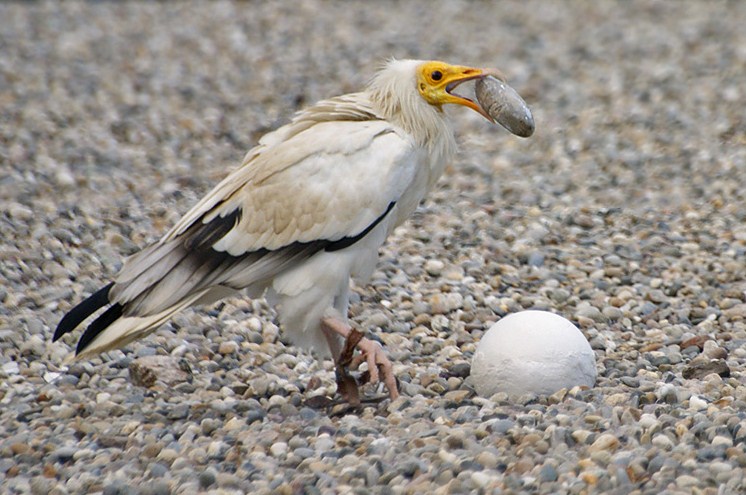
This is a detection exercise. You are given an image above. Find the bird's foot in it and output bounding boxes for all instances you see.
[321,317,399,404]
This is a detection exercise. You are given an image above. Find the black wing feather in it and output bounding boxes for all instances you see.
[75,303,124,355]
[324,202,395,252]
[53,283,114,341]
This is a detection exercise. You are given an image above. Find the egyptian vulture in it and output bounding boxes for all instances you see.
[53,59,533,402]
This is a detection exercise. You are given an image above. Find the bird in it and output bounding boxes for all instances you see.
[53,58,527,403]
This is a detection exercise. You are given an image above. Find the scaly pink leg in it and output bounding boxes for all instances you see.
[321,316,399,402]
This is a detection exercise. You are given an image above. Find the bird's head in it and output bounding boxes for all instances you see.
[416,60,504,122]
[367,59,522,150]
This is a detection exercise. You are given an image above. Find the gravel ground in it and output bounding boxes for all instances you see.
[2,1,746,494]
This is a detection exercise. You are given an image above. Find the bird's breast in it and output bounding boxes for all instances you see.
[389,146,450,230]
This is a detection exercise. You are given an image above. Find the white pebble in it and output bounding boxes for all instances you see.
[470,471,495,488]
[638,413,659,430]
[424,259,445,276]
[270,442,288,457]
[438,449,457,464]
[218,341,239,355]
[207,441,226,457]
[712,435,733,447]
[315,434,335,453]
[369,438,390,455]
[246,316,263,332]
[689,395,708,411]
[652,434,674,450]
[2,361,20,375]
[43,371,62,383]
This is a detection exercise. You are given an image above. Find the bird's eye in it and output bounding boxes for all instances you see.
[431,70,443,81]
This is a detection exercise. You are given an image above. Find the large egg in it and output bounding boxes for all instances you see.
[471,311,596,398]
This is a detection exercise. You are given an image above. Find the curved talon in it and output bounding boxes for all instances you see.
[350,336,399,399]
[322,317,400,401]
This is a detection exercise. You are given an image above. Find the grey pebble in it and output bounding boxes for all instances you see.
[528,251,545,267]
[148,463,169,478]
[198,468,217,489]
[575,305,606,323]
[52,446,77,463]
[488,419,515,434]
[138,481,170,495]
[103,481,137,495]
[538,463,559,482]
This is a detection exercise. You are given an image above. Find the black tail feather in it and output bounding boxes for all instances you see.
[53,283,114,341]
[76,303,124,355]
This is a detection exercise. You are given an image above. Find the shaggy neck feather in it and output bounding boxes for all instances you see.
[366,59,457,163]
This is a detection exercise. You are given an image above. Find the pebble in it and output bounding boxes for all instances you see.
[689,396,709,411]
[2,361,20,375]
[589,433,619,453]
[53,447,77,463]
[270,442,288,457]
[128,356,191,387]
[218,341,239,355]
[198,468,217,489]
[424,259,445,276]
[683,359,731,379]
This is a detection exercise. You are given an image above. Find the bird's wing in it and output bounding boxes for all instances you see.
[210,120,416,254]
[109,99,419,316]
[164,93,381,243]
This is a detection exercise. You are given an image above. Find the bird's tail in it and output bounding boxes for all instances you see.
[53,283,115,343]
[52,212,317,361]
[53,283,212,363]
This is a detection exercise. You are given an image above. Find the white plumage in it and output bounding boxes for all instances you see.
[54,59,526,400]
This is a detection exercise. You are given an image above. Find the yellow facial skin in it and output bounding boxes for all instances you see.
[416,61,504,121]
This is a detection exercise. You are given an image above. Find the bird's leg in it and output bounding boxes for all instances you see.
[321,316,400,401]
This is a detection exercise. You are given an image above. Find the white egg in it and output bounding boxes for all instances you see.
[471,310,596,397]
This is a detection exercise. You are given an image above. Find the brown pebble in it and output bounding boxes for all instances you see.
[218,340,239,355]
[520,433,542,447]
[443,390,471,404]
[129,355,191,388]
[445,433,465,449]
[413,314,431,326]
[626,464,650,484]
[420,373,438,388]
[142,442,163,458]
[640,343,663,352]
[581,472,599,485]
[10,443,30,455]
[588,433,620,452]
[306,376,322,391]
[680,335,709,350]
[43,464,58,478]
[609,297,625,307]
[509,458,534,474]
[682,359,730,380]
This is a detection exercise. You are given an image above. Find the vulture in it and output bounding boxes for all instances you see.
[54,59,533,402]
